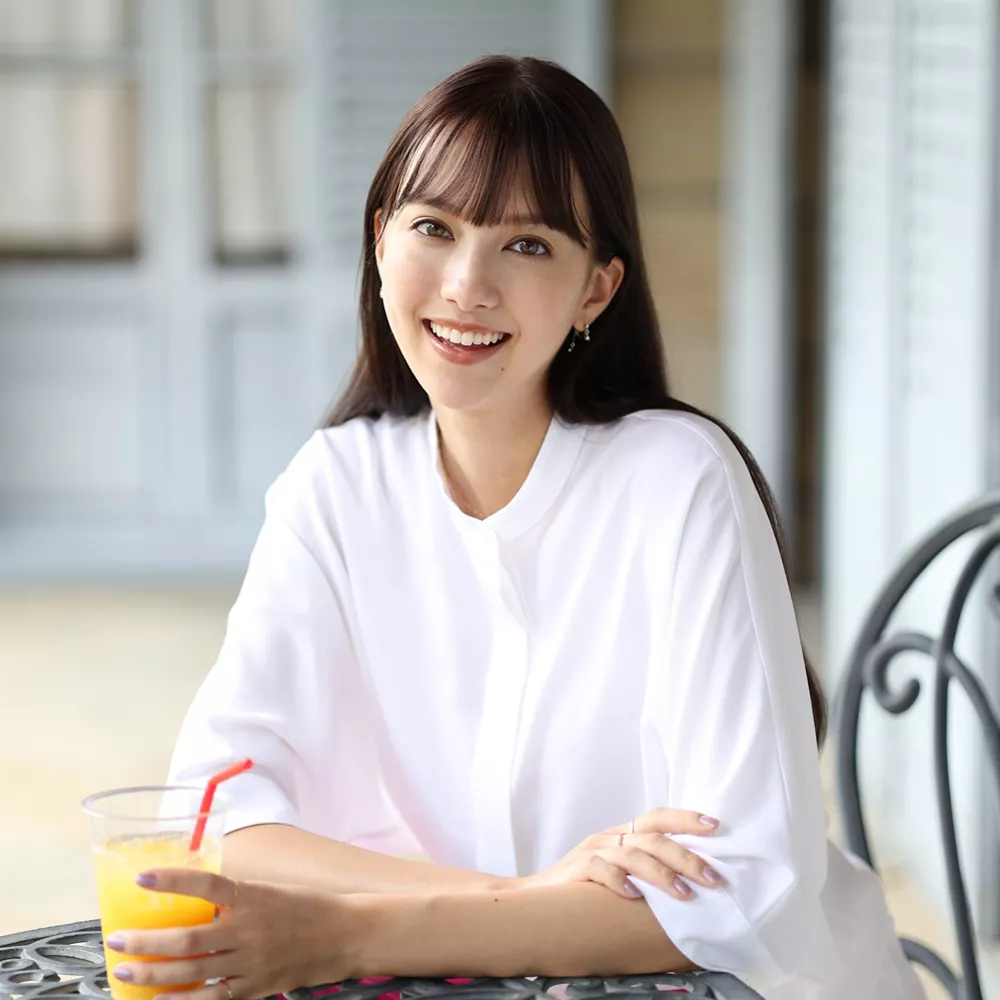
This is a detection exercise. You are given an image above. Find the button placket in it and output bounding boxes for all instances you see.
[470,530,530,877]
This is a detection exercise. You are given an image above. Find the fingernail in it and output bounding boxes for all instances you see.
[703,866,722,886]
[673,876,692,897]
[114,966,134,983]
[135,873,157,888]
[623,882,642,898]
[699,816,719,828]
[105,935,125,952]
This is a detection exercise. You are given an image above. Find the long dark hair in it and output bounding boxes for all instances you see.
[324,55,827,745]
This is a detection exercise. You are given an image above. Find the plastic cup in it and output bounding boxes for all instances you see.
[81,786,229,1000]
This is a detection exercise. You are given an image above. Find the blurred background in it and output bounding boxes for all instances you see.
[1,1,999,996]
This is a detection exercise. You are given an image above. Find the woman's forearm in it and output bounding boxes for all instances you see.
[342,883,696,979]
[222,823,511,895]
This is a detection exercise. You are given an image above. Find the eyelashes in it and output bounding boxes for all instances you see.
[410,218,552,258]
[413,219,451,240]
[507,237,550,257]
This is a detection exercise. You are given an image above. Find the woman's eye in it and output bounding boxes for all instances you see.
[508,237,550,257]
[413,219,452,239]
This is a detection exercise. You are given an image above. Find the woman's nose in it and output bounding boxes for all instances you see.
[440,247,500,311]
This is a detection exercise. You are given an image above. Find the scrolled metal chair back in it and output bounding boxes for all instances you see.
[835,493,1000,1000]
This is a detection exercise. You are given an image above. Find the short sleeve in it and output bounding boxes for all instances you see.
[634,424,845,993]
[167,436,407,852]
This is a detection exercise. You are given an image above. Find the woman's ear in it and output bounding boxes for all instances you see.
[575,255,625,329]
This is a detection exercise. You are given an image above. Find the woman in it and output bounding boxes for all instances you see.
[107,56,922,1000]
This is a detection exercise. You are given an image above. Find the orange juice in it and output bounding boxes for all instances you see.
[94,832,222,1000]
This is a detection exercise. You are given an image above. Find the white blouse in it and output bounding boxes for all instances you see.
[168,409,922,1000]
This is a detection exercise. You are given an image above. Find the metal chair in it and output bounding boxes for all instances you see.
[835,493,1000,999]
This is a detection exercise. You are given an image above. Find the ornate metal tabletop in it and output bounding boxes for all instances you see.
[0,921,762,1000]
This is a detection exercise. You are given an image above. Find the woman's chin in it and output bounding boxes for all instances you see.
[426,389,496,415]
[418,372,503,415]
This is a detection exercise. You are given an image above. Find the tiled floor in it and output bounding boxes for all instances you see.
[0,588,972,996]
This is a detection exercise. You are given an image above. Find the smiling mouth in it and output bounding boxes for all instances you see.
[425,319,511,348]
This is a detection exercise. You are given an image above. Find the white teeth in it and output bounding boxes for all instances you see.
[429,321,505,347]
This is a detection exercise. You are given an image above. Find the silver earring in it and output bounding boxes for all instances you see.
[567,323,591,352]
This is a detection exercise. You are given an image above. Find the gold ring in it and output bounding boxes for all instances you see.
[222,979,235,1000]
[222,881,240,911]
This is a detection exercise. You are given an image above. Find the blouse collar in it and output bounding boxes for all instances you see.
[426,408,586,541]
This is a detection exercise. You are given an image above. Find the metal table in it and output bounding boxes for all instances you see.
[0,920,762,1000]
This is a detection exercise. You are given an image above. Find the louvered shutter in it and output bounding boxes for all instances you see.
[824,0,899,682]
[825,0,1000,936]
[0,0,607,579]
[320,0,602,266]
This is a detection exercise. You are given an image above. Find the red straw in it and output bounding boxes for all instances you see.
[189,758,253,852]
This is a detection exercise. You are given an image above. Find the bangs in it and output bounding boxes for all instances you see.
[387,111,591,246]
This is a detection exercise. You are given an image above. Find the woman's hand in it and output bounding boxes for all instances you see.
[104,869,351,1000]
[517,807,723,901]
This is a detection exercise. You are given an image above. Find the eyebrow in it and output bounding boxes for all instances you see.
[404,196,550,229]
[502,214,550,227]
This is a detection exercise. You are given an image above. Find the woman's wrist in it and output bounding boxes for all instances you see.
[302,891,379,984]
[335,892,426,980]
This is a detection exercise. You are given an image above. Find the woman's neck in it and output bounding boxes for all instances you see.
[434,398,552,519]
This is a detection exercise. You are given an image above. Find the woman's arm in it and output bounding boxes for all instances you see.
[223,824,511,894]
[630,420,837,988]
[223,809,721,900]
[340,882,696,980]
[103,872,696,998]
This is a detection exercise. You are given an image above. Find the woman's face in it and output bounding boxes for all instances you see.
[374,186,623,419]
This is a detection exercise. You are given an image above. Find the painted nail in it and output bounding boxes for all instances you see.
[673,876,692,897]
[114,966,134,982]
[699,816,719,828]
[623,882,642,898]
[703,866,722,886]
[105,935,125,952]
[135,873,157,888]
